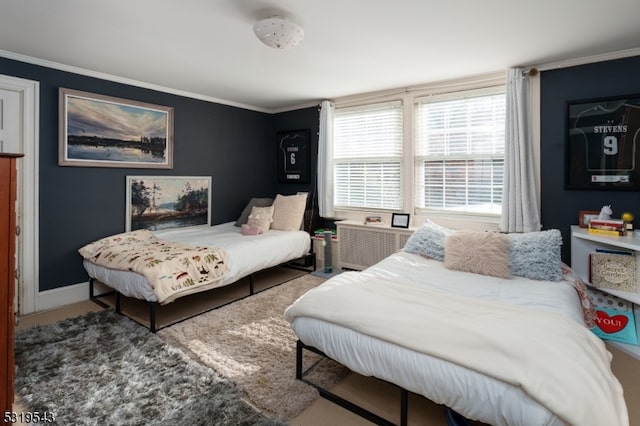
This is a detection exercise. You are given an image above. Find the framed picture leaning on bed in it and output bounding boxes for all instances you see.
[125,175,212,231]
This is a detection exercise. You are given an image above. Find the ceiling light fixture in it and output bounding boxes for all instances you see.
[253,16,304,50]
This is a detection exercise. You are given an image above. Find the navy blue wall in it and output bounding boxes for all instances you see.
[0,57,303,291]
[4,52,639,291]
[272,106,319,197]
[540,55,640,263]
[271,106,323,230]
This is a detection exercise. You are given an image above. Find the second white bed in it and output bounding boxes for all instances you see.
[286,251,626,426]
[83,221,311,303]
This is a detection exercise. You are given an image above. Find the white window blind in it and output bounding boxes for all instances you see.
[415,89,505,215]
[333,101,403,210]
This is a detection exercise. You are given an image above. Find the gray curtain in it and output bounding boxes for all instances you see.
[500,68,541,232]
[318,100,335,218]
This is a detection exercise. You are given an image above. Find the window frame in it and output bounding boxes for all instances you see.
[332,100,404,212]
[414,86,506,217]
[330,73,506,226]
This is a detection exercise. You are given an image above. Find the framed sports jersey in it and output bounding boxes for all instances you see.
[566,95,640,190]
[276,129,310,183]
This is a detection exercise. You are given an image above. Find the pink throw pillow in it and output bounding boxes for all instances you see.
[241,224,261,235]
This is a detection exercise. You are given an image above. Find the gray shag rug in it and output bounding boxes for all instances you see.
[14,309,285,426]
[159,273,349,421]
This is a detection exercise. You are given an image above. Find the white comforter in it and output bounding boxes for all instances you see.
[83,222,310,302]
[285,252,628,426]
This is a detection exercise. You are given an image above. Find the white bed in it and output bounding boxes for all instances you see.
[285,250,628,426]
[83,221,311,303]
[82,221,311,332]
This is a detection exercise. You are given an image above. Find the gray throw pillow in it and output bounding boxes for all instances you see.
[508,229,562,281]
[403,220,451,261]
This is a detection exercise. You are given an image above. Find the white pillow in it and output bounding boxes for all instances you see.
[247,205,274,234]
[271,194,307,231]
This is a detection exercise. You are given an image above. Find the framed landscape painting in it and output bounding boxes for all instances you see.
[126,176,211,231]
[59,88,174,168]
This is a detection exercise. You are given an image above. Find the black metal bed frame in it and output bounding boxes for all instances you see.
[89,253,315,333]
[296,339,411,426]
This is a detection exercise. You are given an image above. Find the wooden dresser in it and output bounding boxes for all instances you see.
[0,153,22,415]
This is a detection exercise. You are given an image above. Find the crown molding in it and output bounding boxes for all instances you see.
[537,47,640,72]
[3,47,639,115]
[0,49,275,113]
[268,101,322,114]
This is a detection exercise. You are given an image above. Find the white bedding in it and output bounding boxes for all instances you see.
[286,251,628,426]
[83,222,310,302]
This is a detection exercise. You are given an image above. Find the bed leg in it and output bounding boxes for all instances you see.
[89,278,95,299]
[400,388,408,426]
[115,293,121,313]
[150,303,157,333]
[296,340,303,379]
[249,274,254,295]
[295,339,398,426]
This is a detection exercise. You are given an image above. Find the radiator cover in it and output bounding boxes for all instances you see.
[337,220,415,270]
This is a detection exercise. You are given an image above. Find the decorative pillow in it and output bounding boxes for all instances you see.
[403,220,451,261]
[240,224,261,236]
[444,231,512,278]
[508,229,563,281]
[297,192,310,231]
[247,205,274,234]
[271,193,307,231]
[234,198,273,227]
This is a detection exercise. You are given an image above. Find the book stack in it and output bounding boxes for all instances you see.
[588,218,627,236]
[364,216,383,225]
[313,228,337,240]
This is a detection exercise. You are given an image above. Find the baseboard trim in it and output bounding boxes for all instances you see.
[35,281,90,312]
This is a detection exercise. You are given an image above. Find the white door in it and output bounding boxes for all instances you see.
[0,90,21,153]
[0,88,24,315]
[0,76,37,315]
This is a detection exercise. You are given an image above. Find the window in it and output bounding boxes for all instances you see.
[328,77,506,221]
[333,101,403,210]
[415,89,505,215]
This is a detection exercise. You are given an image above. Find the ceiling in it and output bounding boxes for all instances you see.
[1,0,640,113]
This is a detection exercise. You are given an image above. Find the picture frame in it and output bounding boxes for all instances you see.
[277,129,310,183]
[579,210,600,228]
[126,176,211,231]
[391,213,410,228]
[565,94,640,190]
[59,88,174,168]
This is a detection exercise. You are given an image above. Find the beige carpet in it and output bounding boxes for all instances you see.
[158,274,349,421]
